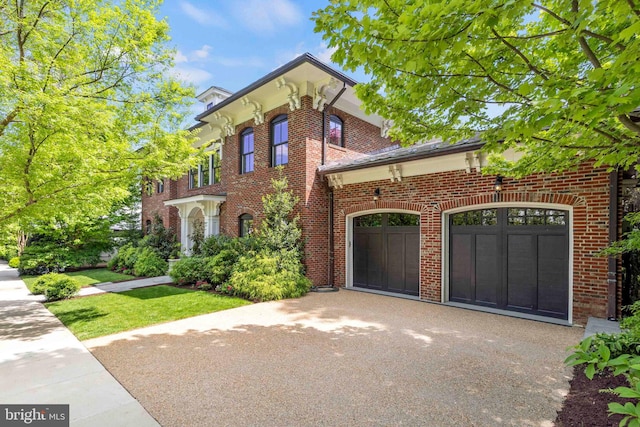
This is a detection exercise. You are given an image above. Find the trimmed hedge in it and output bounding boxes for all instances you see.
[31,273,81,301]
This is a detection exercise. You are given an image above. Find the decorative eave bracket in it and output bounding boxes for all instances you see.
[241,97,264,126]
[313,78,339,111]
[389,164,402,182]
[328,173,344,189]
[464,151,483,173]
[275,77,301,111]
[212,112,235,137]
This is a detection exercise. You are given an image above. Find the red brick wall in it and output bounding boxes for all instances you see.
[141,95,395,286]
[331,163,612,325]
[141,179,180,235]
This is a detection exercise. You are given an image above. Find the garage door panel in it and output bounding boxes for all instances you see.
[475,234,499,306]
[404,233,420,295]
[366,234,384,288]
[450,207,569,320]
[450,233,473,302]
[353,213,419,295]
[507,234,537,310]
[537,235,569,317]
[386,233,405,292]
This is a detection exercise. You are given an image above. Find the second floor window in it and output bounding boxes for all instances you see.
[329,115,343,147]
[240,128,254,174]
[271,115,288,166]
[157,179,164,193]
[189,148,221,189]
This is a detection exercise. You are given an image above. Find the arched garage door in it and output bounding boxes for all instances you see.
[449,208,569,320]
[353,213,420,296]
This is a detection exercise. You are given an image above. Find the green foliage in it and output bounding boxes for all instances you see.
[8,257,20,268]
[228,252,311,301]
[196,281,212,291]
[566,328,640,425]
[109,243,140,275]
[0,0,200,226]
[189,218,205,256]
[0,224,21,260]
[200,234,233,257]
[133,247,167,277]
[313,1,640,177]
[622,301,640,338]
[139,215,179,260]
[259,171,302,258]
[169,256,210,286]
[31,273,80,301]
[18,216,115,275]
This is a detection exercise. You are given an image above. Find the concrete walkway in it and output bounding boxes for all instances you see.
[0,262,160,427]
[77,275,172,297]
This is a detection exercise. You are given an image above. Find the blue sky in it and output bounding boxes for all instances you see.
[159,1,355,104]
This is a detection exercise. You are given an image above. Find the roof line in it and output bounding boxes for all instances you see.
[318,140,486,175]
[194,53,358,122]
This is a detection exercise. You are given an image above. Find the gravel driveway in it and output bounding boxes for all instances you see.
[85,290,582,426]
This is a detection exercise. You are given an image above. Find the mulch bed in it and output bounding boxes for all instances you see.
[555,365,634,426]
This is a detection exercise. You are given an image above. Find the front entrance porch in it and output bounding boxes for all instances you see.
[164,195,226,255]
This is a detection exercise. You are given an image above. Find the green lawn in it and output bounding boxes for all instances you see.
[22,268,135,292]
[45,285,251,340]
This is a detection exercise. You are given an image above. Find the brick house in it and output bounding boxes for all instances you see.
[142,53,622,326]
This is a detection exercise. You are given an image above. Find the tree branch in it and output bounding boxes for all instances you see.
[491,28,549,80]
[382,0,399,17]
[20,1,50,46]
[0,108,19,137]
[463,52,534,103]
[532,3,571,26]
[618,114,640,135]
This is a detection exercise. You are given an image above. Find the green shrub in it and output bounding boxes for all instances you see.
[201,234,233,257]
[207,249,242,285]
[168,256,210,285]
[8,257,20,268]
[133,247,168,277]
[139,215,179,260]
[228,252,311,301]
[120,245,140,271]
[31,273,80,301]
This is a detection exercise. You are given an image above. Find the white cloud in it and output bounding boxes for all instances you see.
[192,45,212,60]
[232,0,303,33]
[315,43,337,64]
[174,50,188,64]
[179,1,227,27]
[169,66,212,86]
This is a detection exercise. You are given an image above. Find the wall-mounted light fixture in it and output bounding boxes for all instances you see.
[373,188,381,201]
[494,176,504,193]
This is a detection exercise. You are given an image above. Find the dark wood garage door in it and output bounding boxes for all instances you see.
[449,208,569,320]
[353,213,420,296]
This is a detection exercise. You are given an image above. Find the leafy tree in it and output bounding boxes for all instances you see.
[313,0,640,176]
[0,0,201,225]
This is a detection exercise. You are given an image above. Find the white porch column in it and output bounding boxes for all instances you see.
[176,205,189,256]
[198,200,222,237]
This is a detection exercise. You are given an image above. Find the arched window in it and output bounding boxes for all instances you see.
[240,128,254,174]
[239,213,254,237]
[329,115,343,147]
[145,219,152,235]
[271,114,288,166]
